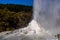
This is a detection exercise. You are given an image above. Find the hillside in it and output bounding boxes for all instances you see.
[0,4,32,12]
[0,4,32,32]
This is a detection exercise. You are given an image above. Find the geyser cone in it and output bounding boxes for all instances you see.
[33,0,60,35]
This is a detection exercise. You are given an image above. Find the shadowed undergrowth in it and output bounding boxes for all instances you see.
[0,4,32,32]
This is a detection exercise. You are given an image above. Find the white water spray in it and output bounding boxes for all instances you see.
[33,0,60,39]
[34,0,60,35]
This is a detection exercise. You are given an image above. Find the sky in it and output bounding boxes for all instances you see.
[0,0,33,6]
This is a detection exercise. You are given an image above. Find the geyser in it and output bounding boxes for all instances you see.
[34,0,60,35]
[0,0,60,40]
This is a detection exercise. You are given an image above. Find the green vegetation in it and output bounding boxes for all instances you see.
[0,4,32,32]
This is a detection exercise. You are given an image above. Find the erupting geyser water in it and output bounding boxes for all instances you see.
[33,0,60,39]
[0,0,60,40]
[34,0,60,35]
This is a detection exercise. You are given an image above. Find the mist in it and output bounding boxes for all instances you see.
[33,0,60,35]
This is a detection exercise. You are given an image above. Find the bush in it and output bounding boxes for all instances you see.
[0,6,32,32]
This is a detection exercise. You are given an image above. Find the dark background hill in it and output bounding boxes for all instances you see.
[0,4,32,12]
[0,4,32,32]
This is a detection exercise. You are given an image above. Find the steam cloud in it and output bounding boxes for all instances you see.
[33,0,60,35]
